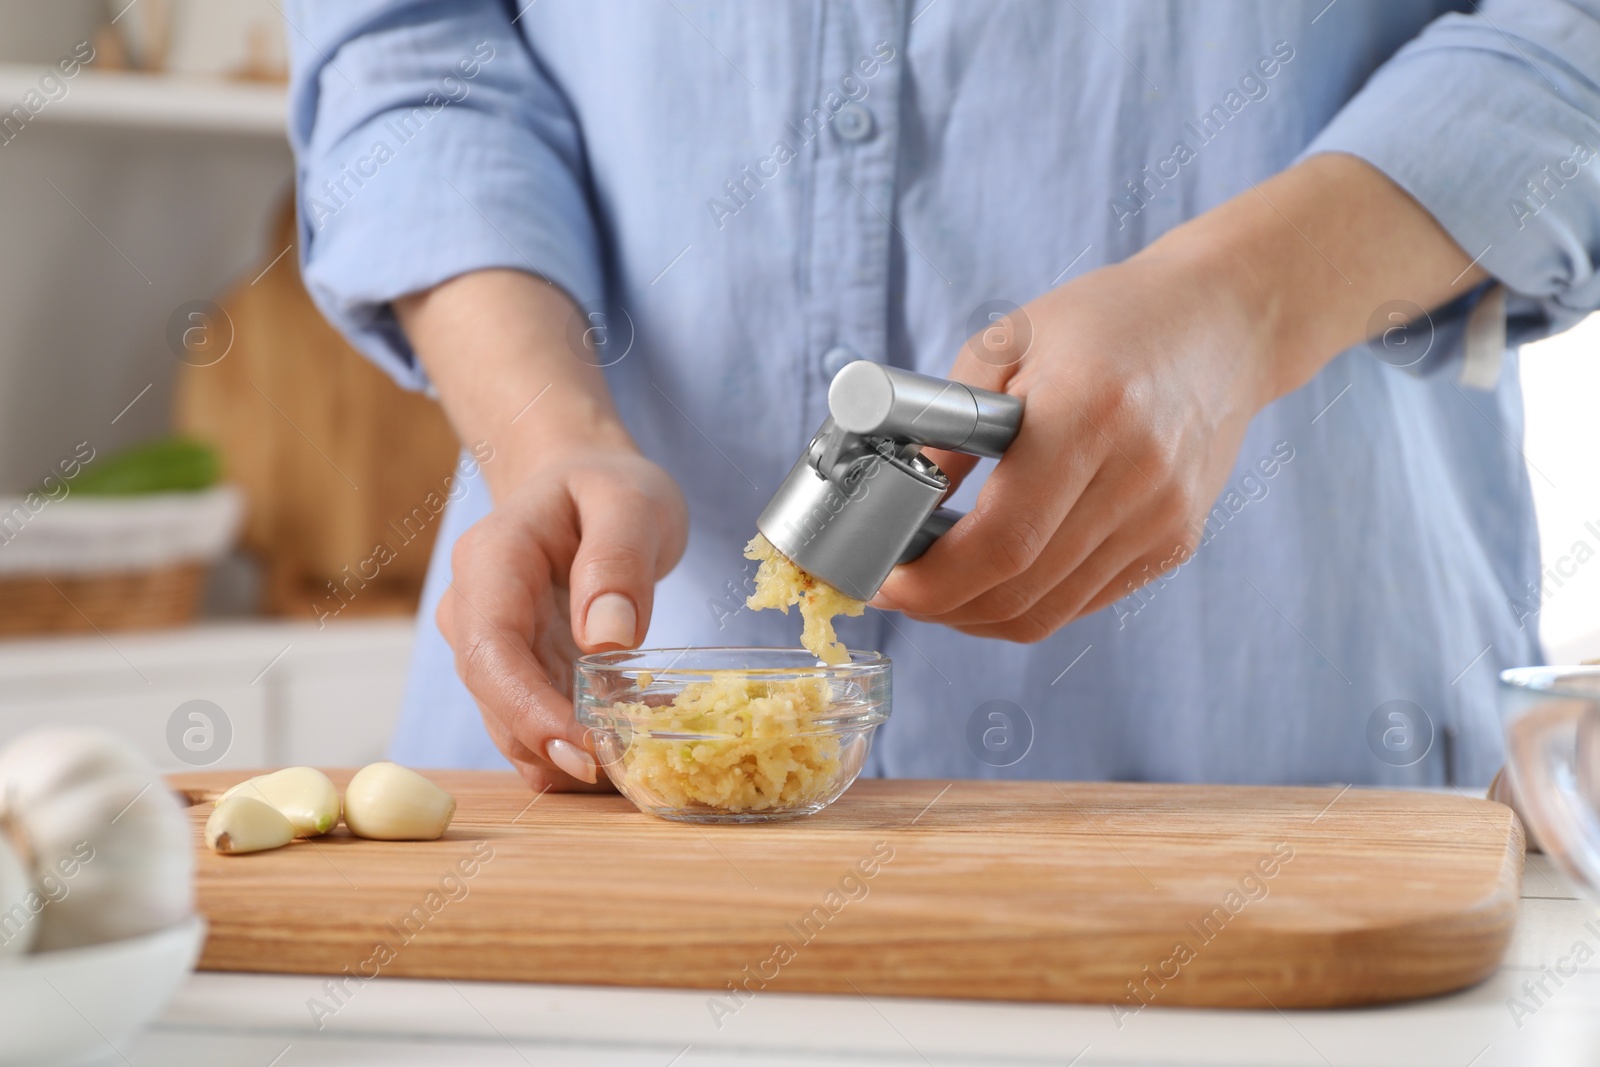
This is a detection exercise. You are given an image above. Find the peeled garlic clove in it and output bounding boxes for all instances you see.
[221,767,340,837]
[0,834,37,956]
[206,796,296,855]
[343,762,455,841]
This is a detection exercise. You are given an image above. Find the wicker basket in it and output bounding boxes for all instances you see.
[0,563,208,636]
[0,487,241,637]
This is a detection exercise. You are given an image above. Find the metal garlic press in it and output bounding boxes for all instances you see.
[757,361,1024,601]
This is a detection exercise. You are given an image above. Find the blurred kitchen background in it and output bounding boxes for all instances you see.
[0,0,458,774]
[0,0,1595,775]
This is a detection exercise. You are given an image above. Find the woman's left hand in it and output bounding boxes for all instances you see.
[873,153,1487,642]
[871,243,1270,641]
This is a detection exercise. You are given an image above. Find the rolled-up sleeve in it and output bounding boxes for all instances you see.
[284,0,603,388]
[1303,0,1600,343]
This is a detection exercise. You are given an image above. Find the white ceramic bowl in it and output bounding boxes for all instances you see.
[0,915,205,1066]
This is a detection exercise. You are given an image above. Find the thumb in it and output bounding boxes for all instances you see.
[921,306,1029,498]
[951,300,1029,395]
[567,484,662,652]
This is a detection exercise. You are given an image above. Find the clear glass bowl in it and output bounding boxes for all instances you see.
[574,647,891,824]
[1500,666,1600,903]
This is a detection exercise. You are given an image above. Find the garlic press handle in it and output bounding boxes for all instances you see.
[897,506,961,565]
[827,361,1022,458]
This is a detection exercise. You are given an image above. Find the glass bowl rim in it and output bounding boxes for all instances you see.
[1500,665,1600,699]
[574,647,891,736]
[579,703,889,736]
[575,646,891,677]
[579,709,889,737]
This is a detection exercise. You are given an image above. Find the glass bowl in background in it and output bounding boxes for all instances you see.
[1500,666,1600,903]
[574,648,891,824]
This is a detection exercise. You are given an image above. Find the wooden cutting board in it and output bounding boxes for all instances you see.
[171,771,1523,1010]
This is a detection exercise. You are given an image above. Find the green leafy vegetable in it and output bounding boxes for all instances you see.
[66,436,220,496]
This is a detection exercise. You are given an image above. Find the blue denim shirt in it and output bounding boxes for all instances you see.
[285,1,1600,786]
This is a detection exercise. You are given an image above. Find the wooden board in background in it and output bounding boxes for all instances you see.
[173,195,461,620]
[171,771,1523,1009]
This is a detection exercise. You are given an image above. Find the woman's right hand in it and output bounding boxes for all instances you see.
[438,448,688,790]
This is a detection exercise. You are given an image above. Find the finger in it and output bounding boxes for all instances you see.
[955,510,1184,642]
[896,466,1141,627]
[904,304,1036,511]
[474,698,614,794]
[511,758,615,794]
[1076,539,1196,620]
[434,581,457,649]
[445,513,599,782]
[950,302,1032,395]
[869,298,1041,609]
[567,481,665,652]
[1039,507,1187,626]
[875,413,1105,615]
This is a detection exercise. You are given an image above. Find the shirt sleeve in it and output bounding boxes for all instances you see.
[284,0,604,389]
[1302,0,1600,346]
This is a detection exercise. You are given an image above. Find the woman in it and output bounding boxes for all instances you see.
[284,1,1600,791]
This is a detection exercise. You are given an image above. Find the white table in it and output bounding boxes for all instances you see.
[121,853,1598,1067]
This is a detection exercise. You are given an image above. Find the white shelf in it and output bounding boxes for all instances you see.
[0,64,286,137]
[0,617,414,770]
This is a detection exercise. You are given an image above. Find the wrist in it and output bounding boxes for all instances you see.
[1129,219,1285,414]
[396,269,642,498]
[487,405,639,499]
[1133,154,1488,413]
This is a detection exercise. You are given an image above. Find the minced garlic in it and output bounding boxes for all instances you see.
[612,673,840,813]
[743,534,865,665]
[602,536,868,816]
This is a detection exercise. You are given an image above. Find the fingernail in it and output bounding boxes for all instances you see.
[546,739,597,784]
[584,592,637,648]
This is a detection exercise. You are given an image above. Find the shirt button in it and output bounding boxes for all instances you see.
[821,345,858,379]
[833,103,874,143]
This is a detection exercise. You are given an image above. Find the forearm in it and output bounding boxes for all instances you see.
[394,269,636,498]
[1142,152,1489,407]
[398,272,684,788]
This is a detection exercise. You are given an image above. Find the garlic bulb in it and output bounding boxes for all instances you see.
[206,796,295,854]
[0,834,36,957]
[220,767,340,837]
[0,728,192,951]
[343,762,456,840]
